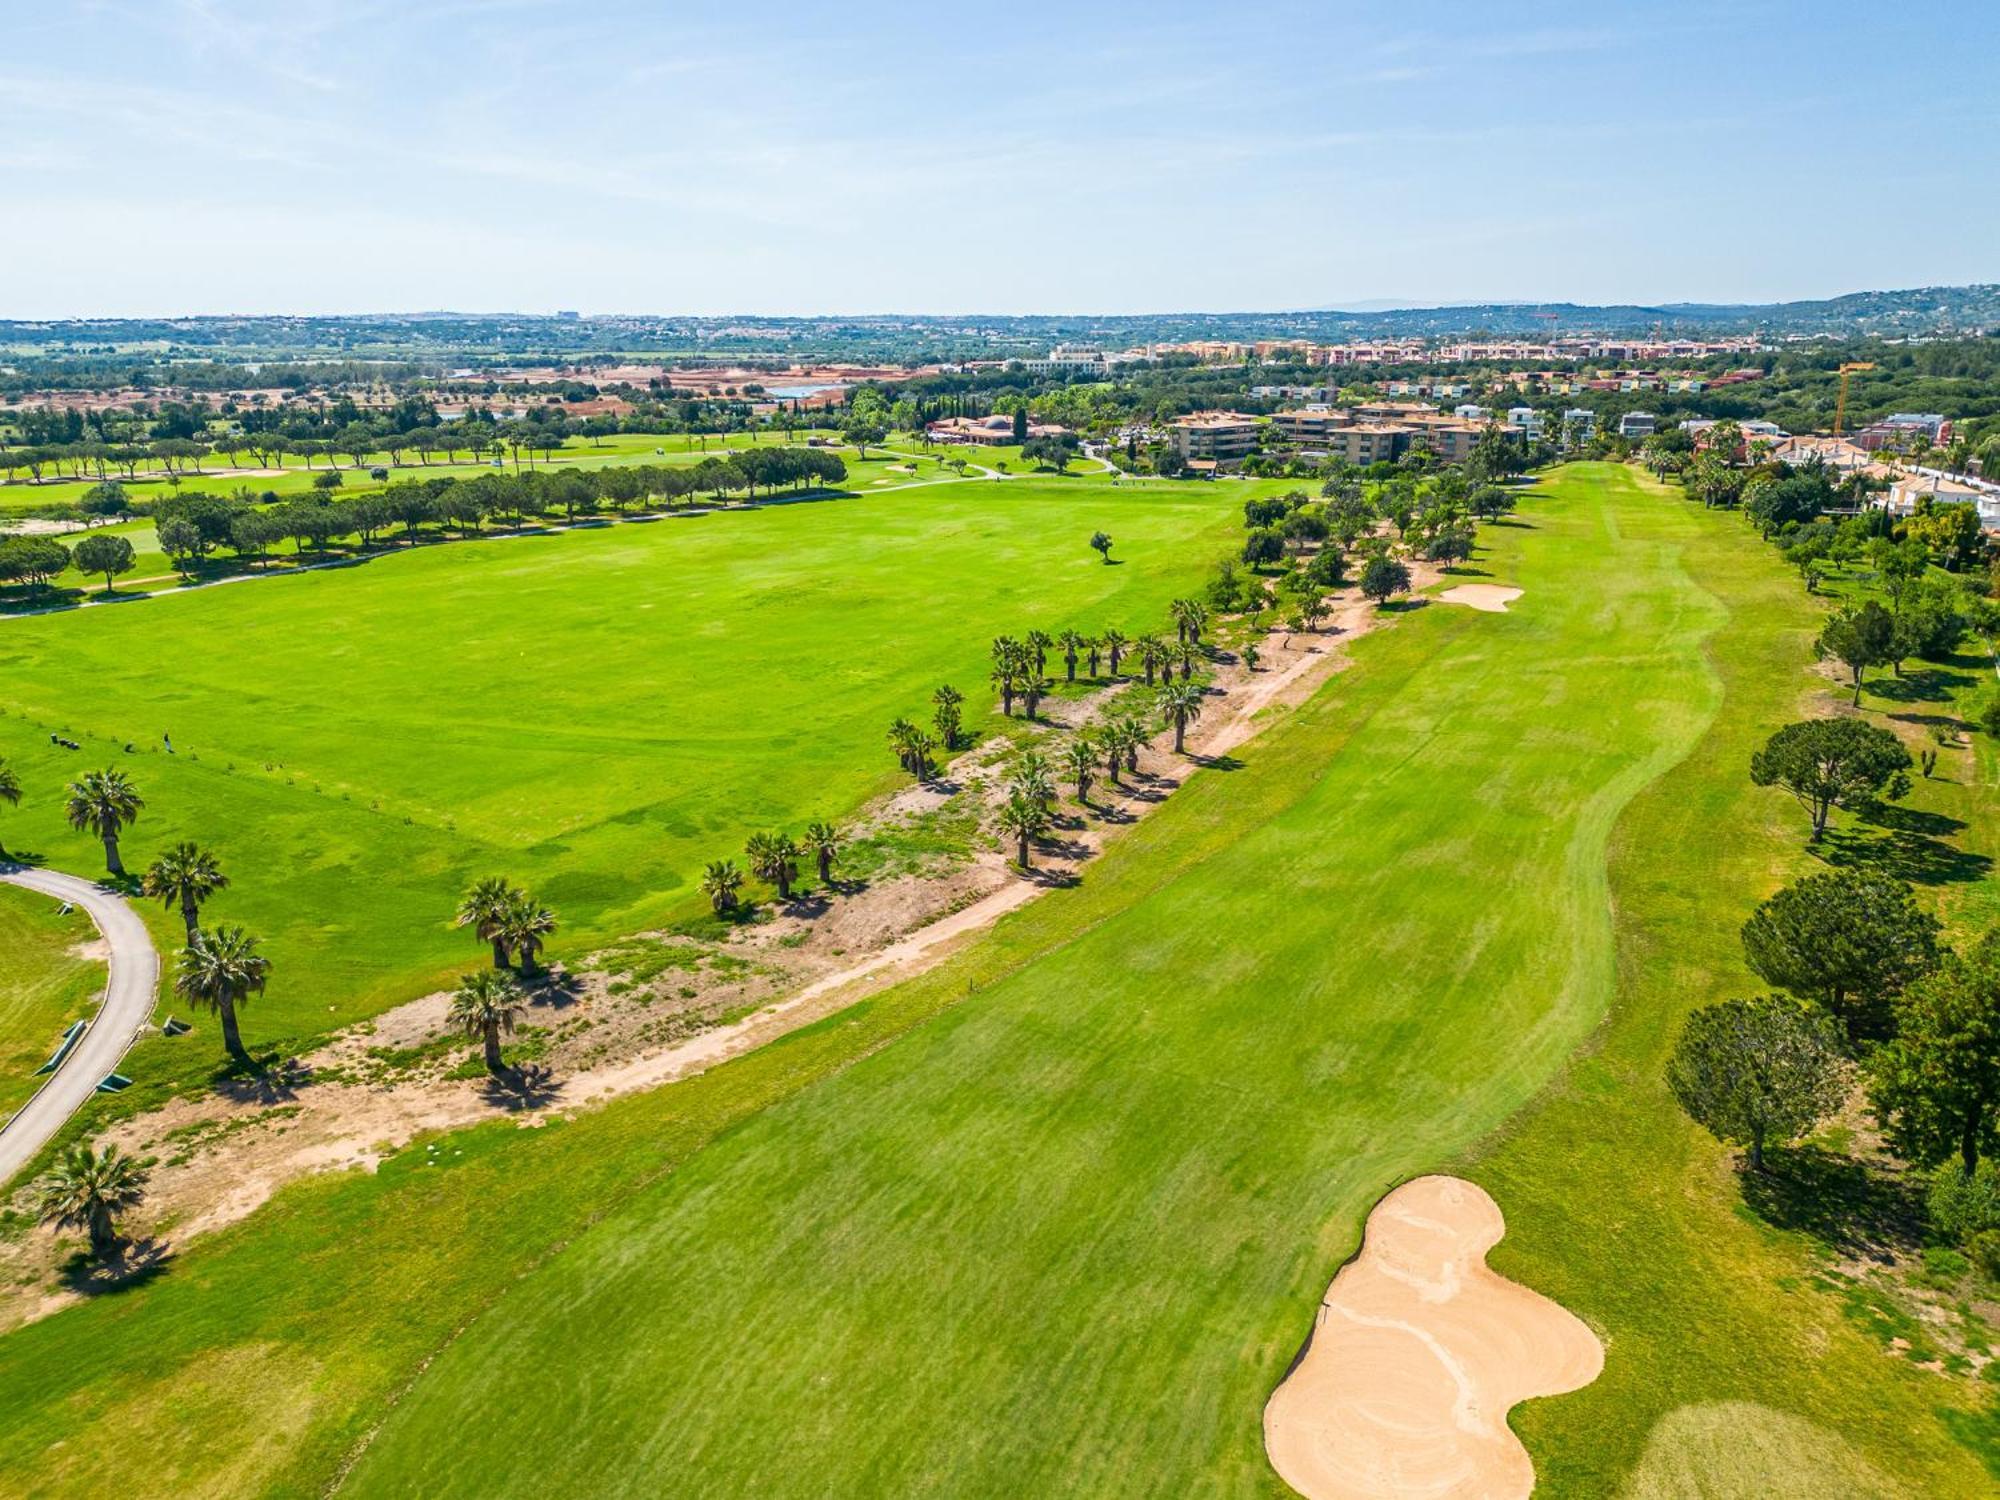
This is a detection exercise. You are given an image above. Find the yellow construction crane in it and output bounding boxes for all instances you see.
[1834,361,1876,437]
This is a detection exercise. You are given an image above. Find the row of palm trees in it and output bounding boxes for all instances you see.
[450,878,563,1075]
[987,609,1211,720]
[701,822,843,914]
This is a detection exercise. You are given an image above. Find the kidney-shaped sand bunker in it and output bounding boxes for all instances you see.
[1264,1175,1603,1500]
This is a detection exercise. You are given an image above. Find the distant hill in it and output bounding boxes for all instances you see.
[1,286,1996,366]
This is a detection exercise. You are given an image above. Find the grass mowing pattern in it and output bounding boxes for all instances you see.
[330,465,1744,1495]
[1467,468,2000,1493]
[0,467,1985,1494]
[0,885,105,1120]
[0,479,1232,1071]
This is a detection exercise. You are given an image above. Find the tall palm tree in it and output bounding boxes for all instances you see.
[0,757,19,860]
[1083,635,1103,678]
[1009,749,1055,810]
[996,792,1051,870]
[1101,627,1128,678]
[1063,735,1097,804]
[449,969,524,1075]
[1173,638,1201,682]
[64,768,143,876]
[701,859,743,915]
[1025,629,1053,677]
[36,1143,148,1261]
[1101,722,1129,788]
[1136,635,1167,687]
[142,841,228,945]
[1170,598,1199,644]
[455,876,520,968]
[745,832,799,901]
[1058,629,1086,683]
[1159,680,1206,754]
[931,684,964,751]
[989,639,1025,717]
[499,893,558,973]
[804,821,842,885]
[174,925,268,1066]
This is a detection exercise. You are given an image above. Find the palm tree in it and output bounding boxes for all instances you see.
[449,969,524,1075]
[1059,629,1086,683]
[1026,629,1053,677]
[1101,627,1128,677]
[36,1143,148,1261]
[1159,680,1206,754]
[1084,635,1103,678]
[804,821,842,885]
[0,757,19,859]
[456,876,521,968]
[989,639,1023,716]
[64,768,143,876]
[1136,635,1167,687]
[906,727,937,780]
[1010,749,1055,809]
[1063,735,1097,804]
[1170,597,1200,643]
[889,719,931,780]
[174,924,269,1066]
[701,859,743,915]
[996,792,1051,870]
[931,683,964,751]
[745,832,800,901]
[499,893,558,973]
[1173,638,1201,682]
[1119,715,1145,772]
[142,841,228,946]
[1101,722,1129,788]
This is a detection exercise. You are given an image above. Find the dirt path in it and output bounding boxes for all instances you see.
[1264,1176,1603,1500]
[0,567,1435,1317]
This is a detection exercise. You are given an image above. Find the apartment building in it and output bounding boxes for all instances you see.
[1618,412,1657,439]
[1171,411,1263,464]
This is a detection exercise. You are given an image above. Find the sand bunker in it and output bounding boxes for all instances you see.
[1264,1175,1602,1500]
[1437,584,1523,613]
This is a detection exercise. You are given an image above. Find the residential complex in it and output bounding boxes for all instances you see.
[1170,411,1264,464]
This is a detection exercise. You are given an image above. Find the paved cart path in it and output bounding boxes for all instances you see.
[0,866,157,1184]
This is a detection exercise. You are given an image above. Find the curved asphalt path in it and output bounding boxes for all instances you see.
[0,865,158,1185]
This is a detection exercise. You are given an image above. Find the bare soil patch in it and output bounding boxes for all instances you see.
[1264,1175,1603,1500]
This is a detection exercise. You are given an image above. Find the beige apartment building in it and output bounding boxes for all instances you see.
[1171,411,1264,463]
[1271,403,1486,464]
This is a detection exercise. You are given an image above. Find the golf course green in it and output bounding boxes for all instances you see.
[0,466,1991,1496]
[0,477,1233,1058]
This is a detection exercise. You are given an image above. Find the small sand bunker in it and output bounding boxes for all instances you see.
[1437,584,1523,613]
[1264,1175,1603,1500]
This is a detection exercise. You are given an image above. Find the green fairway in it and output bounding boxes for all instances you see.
[0,479,1235,1064]
[3,466,1989,1496]
[0,884,105,1120]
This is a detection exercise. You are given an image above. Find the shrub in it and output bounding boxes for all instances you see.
[1928,1160,2000,1243]
[1969,1230,2000,1282]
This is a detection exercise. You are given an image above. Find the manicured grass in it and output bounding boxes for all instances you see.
[0,462,1719,1494]
[1469,470,2000,1493]
[5,467,1981,1496]
[0,884,104,1121]
[0,478,1236,1079]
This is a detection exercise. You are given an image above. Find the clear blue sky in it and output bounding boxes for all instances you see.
[3,0,1993,318]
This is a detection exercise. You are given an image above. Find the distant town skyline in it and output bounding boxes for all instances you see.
[3,0,1994,320]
